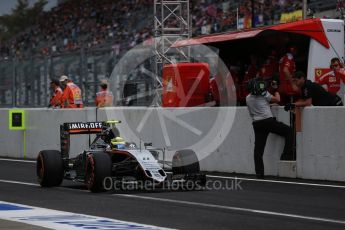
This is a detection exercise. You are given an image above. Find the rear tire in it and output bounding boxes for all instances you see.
[85,152,111,192]
[172,149,200,175]
[36,150,64,187]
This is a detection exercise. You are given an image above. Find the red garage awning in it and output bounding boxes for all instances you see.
[172,18,329,49]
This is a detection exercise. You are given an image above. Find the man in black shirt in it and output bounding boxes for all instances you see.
[290,71,343,107]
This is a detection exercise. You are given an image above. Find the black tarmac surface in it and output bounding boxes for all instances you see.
[1,159,345,230]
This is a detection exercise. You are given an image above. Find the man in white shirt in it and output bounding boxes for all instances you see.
[246,79,293,179]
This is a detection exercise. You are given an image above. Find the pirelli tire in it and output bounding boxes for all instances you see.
[36,150,64,187]
[85,152,112,192]
[172,149,200,175]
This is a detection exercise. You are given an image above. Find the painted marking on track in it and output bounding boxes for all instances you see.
[0,179,39,187]
[167,171,345,189]
[1,179,345,226]
[206,175,345,189]
[0,158,35,163]
[114,194,345,226]
[1,158,345,189]
[0,201,172,230]
[0,203,32,211]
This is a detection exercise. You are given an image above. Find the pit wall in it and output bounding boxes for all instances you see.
[0,107,344,182]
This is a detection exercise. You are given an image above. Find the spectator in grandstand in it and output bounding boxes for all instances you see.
[59,75,84,108]
[0,0,307,59]
[95,80,114,107]
[287,71,343,108]
[246,78,294,179]
[318,57,345,95]
[48,79,63,108]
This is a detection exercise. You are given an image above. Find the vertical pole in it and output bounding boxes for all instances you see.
[93,59,98,106]
[187,0,191,62]
[236,7,239,30]
[251,0,255,28]
[23,130,27,159]
[302,0,307,20]
[12,57,16,107]
[290,96,296,160]
[43,57,48,107]
[80,48,86,106]
[161,0,164,66]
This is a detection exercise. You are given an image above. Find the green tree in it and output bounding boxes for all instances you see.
[0,0,47,41]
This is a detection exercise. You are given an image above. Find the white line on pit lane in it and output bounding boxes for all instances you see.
[0,179,39,187]
[113,194,345,226]
[1,157,345,189]
[0,179,92,194]
[1,179,345,226]
[165,172,345,189]
[0,158,35,163]
[206,175,345,189]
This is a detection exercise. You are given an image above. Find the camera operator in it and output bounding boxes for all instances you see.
[246,78,294,179]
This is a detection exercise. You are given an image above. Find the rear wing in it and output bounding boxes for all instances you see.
[60,121,111,159]
[60,121,122,159]
[62,122,105,134]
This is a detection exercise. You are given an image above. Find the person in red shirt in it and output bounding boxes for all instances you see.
[243,54,259,83]
[95,81,114,107]
[259,50,279,80]
[49,79,63,108]
[318,57,345,95]
[279,45,299,103]
[59,75,83,108]
[333,58,345,84]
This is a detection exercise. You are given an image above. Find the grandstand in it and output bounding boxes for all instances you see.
[0,0,341,107]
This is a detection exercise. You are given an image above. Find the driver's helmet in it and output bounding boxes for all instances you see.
[111,137,126,149]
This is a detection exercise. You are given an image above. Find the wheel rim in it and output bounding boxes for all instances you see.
[37,154,45,184]
[85,155,95,189]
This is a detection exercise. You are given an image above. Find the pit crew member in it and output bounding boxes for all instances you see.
[59,75,83,108]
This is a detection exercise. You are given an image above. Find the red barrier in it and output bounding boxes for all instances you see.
[162,63,210,107]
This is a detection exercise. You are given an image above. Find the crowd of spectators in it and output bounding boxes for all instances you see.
[191,0,303,35]
[337,0,345,18]
[0,0,336,60]
[0,0,154,60]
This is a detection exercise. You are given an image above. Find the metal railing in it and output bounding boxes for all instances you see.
[0,47,119,108]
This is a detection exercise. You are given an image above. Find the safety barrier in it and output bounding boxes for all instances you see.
[0,107,344,181]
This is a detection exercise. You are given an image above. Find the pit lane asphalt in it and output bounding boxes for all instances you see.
[1,159,345,230]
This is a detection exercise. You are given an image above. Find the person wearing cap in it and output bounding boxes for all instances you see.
[288,71,343,108]
[95,81,113,107]
[59,75,84,108]
[48,79,63,108]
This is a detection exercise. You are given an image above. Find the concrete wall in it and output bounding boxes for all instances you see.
[0,107,344,181]
[98,107,288,176]
[0,108,97,159]
[296,107,345,181]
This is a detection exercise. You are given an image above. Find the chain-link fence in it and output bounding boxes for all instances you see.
[0,48,119,108]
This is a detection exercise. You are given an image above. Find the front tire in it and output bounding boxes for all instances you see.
[85,152,111,192]
[172,149,200,175]
[172,150,206,189]
[36,150,64,187]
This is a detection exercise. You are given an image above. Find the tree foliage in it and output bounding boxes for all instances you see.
[0,0,47,41]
